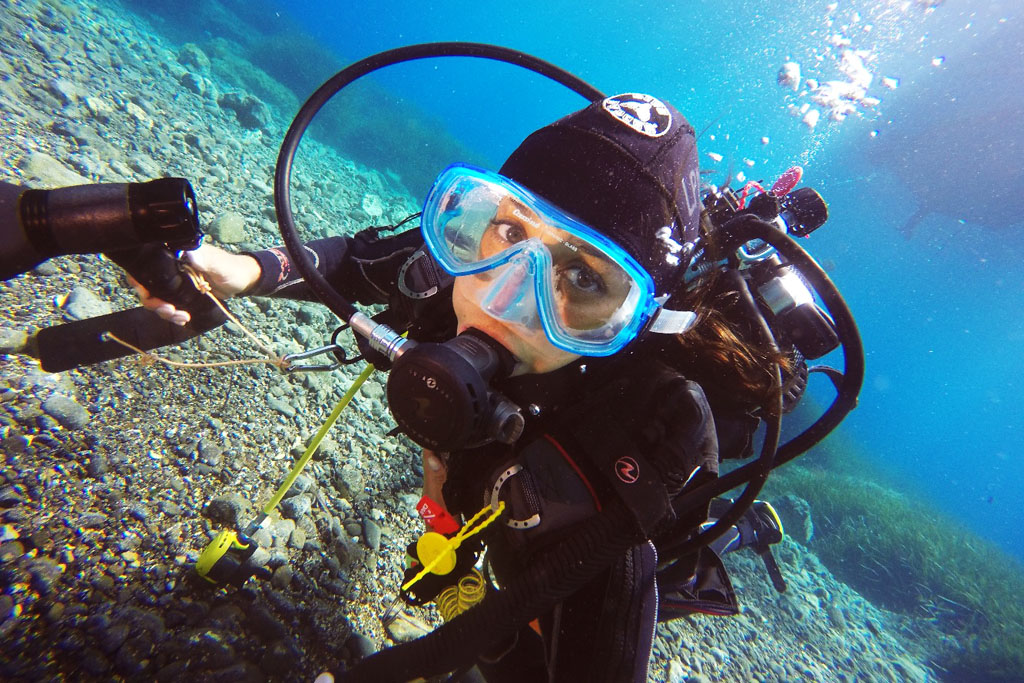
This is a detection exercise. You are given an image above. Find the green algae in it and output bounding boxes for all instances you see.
[767,463,1024,681]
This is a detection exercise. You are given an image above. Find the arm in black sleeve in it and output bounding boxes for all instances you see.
[243,227,424,305]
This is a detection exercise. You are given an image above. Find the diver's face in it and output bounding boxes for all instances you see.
[452,195,633,376]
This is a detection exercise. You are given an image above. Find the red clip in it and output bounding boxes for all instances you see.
[416,495,460,535]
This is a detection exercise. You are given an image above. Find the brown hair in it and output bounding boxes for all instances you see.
[666,272,792,411]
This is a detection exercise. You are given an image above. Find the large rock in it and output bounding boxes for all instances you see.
[41,394,91,430]
[62,286,113,321]
[207,213,247,244]
[17,152,90,186]
[217,91,273,131]
[177,43,211,73]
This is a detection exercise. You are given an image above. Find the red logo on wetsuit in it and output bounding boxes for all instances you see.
[268,247,291,284]
[615,456,640,484]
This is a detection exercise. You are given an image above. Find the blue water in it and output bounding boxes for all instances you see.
[263,0,1024,562]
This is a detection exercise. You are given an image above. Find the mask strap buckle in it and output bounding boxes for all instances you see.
[648,297,698,335]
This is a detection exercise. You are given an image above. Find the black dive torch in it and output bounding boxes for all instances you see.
[0,178,228,371]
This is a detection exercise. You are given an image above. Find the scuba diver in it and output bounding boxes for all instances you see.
[129,93,801,681]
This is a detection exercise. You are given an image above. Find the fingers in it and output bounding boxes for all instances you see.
[422,449,449,512]
[155,303,191,326]
[128,273,191,326]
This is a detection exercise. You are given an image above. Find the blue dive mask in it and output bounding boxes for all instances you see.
[421,164,695,356]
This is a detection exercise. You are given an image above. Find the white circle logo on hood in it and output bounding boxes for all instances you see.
[602,93,672,138]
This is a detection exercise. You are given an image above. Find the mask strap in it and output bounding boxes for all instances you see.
[648,295,698,335]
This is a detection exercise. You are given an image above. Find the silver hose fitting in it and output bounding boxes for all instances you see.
[348,311,413,362]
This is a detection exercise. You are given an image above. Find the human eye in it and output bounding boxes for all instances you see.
[558,262,606,295]
[488,220,528,244]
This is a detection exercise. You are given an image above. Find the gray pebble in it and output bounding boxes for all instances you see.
[117,535,141,552]
[159,501,182,517]
[346,632,376,660]
[207,212,247,244]
[155,660,187,681]
[283,473,312,498]
[197,438,224,467]
[2,433,30,455]
[288,526,306,550]
[180,71,205,96]
[270,564,293,590]
[246,604,287,641]
[184,627,237,670]
[361,380,384,400]
[62,286,113,321]
[97,621,130,654]
[335,463,364,499]
[267,396,296,418]
[253,528,273,548]
[127,504,149,523]
[45,601,65,623]
[41,394,91,430]
[827,604,847,631]
[260,638,301,677]
[385,613,432,643]
[666,659,687,683]
[87,452,109,478]
[0,542,24,562]
[329,517,344,539]
[204,493,253,529]
[270,517,295,540]
[280,494,311,520]
[0,328,27,354]
[79,513,108,529]
[266,551,289,569]
[28,557,64,595]
[79,647,112,676]
[0,486,26,507]
[35,414,61,432]
[363,518,381,551]
[217,91,273,131]
[32,261,60,276]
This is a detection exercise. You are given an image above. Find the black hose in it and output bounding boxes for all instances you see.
[341,502,639,682]
[274,42,605,324]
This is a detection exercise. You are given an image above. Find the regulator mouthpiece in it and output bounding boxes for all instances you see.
[385,330,524,451]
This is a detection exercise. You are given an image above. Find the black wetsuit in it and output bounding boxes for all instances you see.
[246,227,729,682]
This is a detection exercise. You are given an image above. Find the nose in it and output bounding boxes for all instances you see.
[480,255,539,328]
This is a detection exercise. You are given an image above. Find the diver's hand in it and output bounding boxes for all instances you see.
[422,449,449,513]
[128,243,261,325]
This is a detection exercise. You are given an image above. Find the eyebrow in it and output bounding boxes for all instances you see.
[562,236,605,260]
[504,198,614,262]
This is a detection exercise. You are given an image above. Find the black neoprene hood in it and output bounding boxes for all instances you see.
[499,93,701,293]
